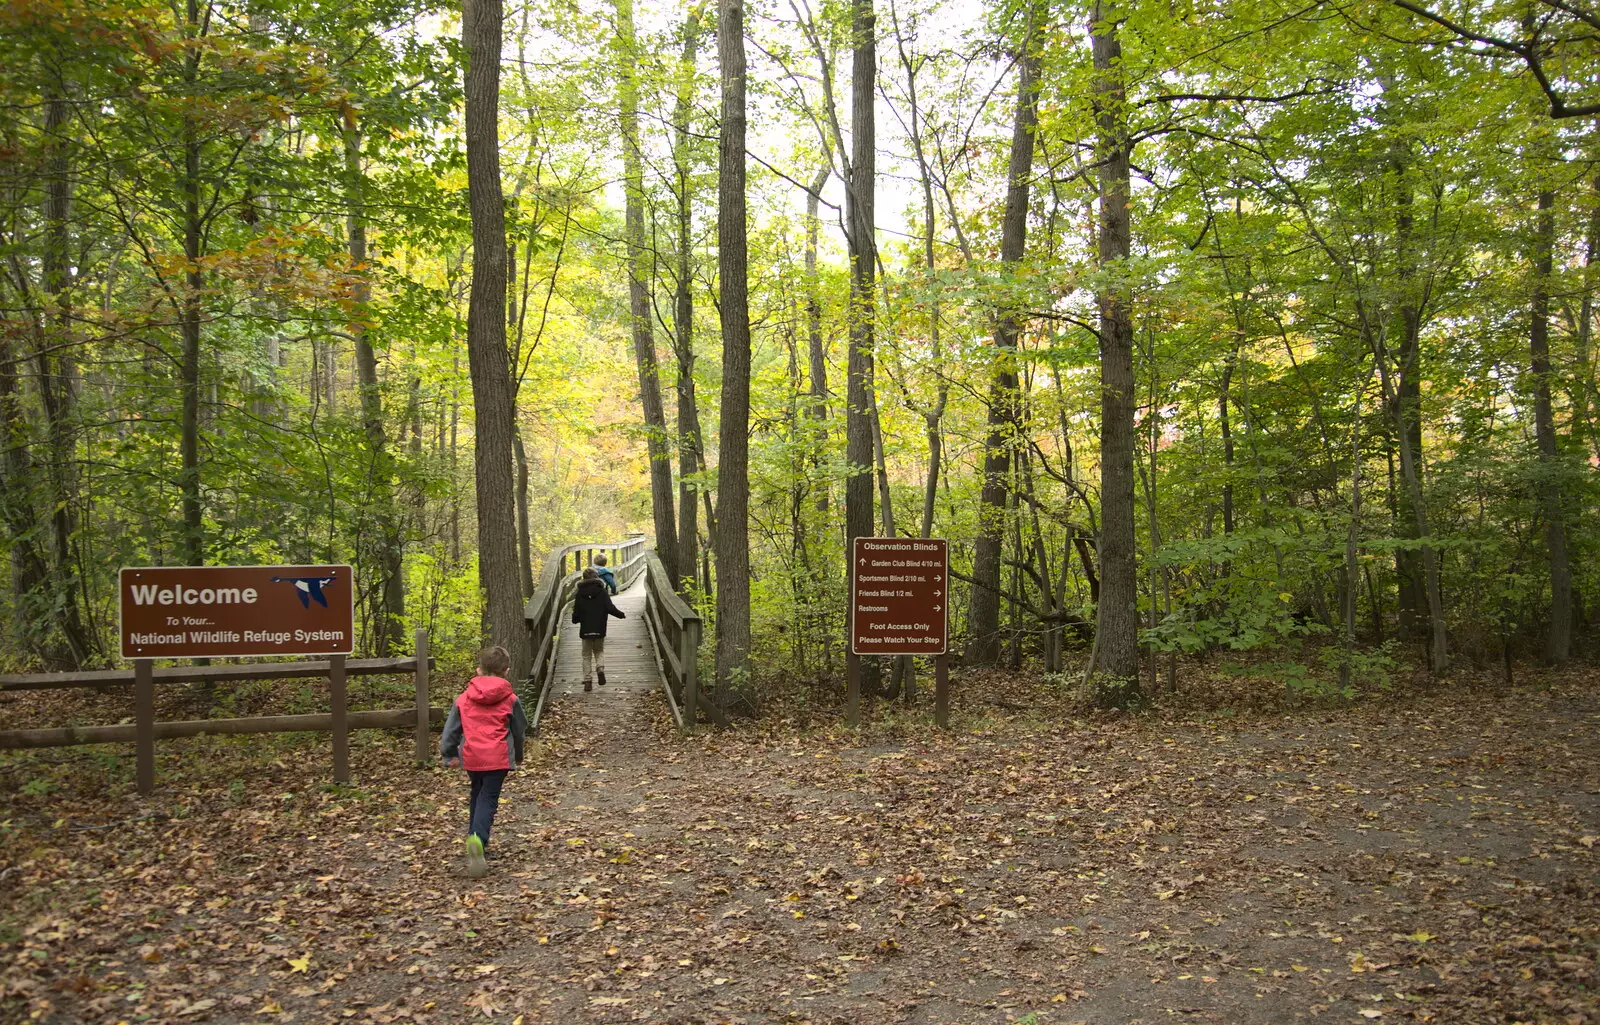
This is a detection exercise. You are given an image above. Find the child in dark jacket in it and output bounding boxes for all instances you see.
[439,645,527,878]
[572,567,625,692]
[593,553,618,595]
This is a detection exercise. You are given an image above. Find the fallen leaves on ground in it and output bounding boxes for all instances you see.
[1,667,1597,1024]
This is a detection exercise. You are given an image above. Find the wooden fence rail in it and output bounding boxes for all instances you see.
[0,628,440,794]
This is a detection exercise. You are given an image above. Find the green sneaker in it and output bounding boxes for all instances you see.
[466,834,488,878]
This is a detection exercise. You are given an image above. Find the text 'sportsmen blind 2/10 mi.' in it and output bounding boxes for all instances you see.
[118,565,356,659]
[850,538,948,655]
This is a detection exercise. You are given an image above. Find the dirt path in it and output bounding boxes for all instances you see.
[2,682,1597,1025]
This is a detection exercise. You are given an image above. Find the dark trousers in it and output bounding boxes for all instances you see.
[467,769,507,849]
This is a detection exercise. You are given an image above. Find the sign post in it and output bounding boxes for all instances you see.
[119,565,355,660]
[134,658,154,794]
[118,565,356,789]
[849,538,949,727]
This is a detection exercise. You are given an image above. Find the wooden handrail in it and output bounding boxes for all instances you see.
[639,551,715,731]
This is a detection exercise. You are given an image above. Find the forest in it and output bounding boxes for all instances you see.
[2,0,1598,704]
[4,1,1600,1020]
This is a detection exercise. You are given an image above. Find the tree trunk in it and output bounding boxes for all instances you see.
[345,122,404,657]
[673,7,703,593]
[618,0,680,581]
[806,165,830,515]
[1390,149,1427,641]
[844,0,877,651]
[713,0,753,708]
[180,0,204,567]
[1090,0,1140,692]
[1530,190,1570,663]
[463,0,532,681]
[1570,176,1598,456]
[37,86,91,665]
[1341,369,1369,690]
[1219,346,1236,540]
[964,7,1040,664]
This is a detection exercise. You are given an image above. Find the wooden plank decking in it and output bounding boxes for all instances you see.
[547,579,662,712]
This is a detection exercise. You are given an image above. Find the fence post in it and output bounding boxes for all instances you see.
[681,617,699,733]
[134,658,154,794]
[330,654,348,783]
[414,628,431,763]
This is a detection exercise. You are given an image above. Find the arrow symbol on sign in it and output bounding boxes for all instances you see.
[933,604,942,611]
[934,589,942,596]
[859,558,867,565]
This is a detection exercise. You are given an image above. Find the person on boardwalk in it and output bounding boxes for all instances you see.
[573,566,625,692]
[439,645,527,878]
[593,553,618,595]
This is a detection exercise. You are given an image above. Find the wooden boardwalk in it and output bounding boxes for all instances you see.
[547,579,662,714]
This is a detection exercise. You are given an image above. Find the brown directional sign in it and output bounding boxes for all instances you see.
[850,538,948,655]
[119,565,355,659]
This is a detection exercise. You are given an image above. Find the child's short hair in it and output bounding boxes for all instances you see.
[582,567,599,580]
[477,645,511,677]
[594,553,608,566]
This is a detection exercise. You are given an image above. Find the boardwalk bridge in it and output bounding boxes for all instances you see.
[523,536,706,733]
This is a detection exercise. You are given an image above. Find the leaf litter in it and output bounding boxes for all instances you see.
[1,670,1596,1024]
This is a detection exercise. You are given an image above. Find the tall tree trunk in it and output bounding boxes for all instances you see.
[844,0,877,628]
[713,0,753,707]
[1568,175,1593,454]
[1530,190,1570,663]
[1090,0,1140,691]
[1570,176,1598,456]
[673,7,703,592]
[1371,323,1446,673]
[805,165,831,520]
[842,0,880,700]
[1390,148,1427,641]
[618,0,680,580]
[38,85,91,665]
[345,121,404,656]
[1382,139,1446,671]
[1340,368,1370,690]
[1219,345,1236,540]
[0,334,55,661]
[964,7,1039,664]
[179,0,204,567]
[463,0,531,680]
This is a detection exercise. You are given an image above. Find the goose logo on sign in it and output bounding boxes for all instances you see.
[272,575,339,609]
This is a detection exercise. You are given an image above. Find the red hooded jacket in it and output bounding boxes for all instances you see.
[439,675,528,772]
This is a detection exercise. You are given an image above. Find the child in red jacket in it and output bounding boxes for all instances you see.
[440,645,527,878]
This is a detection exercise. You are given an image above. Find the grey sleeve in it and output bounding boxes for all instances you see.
[508,698,528,765]
[439,702,463,761]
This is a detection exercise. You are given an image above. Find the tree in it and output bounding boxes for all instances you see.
[463,0,532,680]
[963,4,1040,665]
[1529,187,1571,662]
[714,0,753,706]
[617,0,681,583]
[1089,0,1140,692]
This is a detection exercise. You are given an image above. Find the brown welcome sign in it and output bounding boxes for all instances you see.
[119,565,355,659]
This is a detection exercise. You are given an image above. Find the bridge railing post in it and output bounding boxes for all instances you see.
[681,615,699,732]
